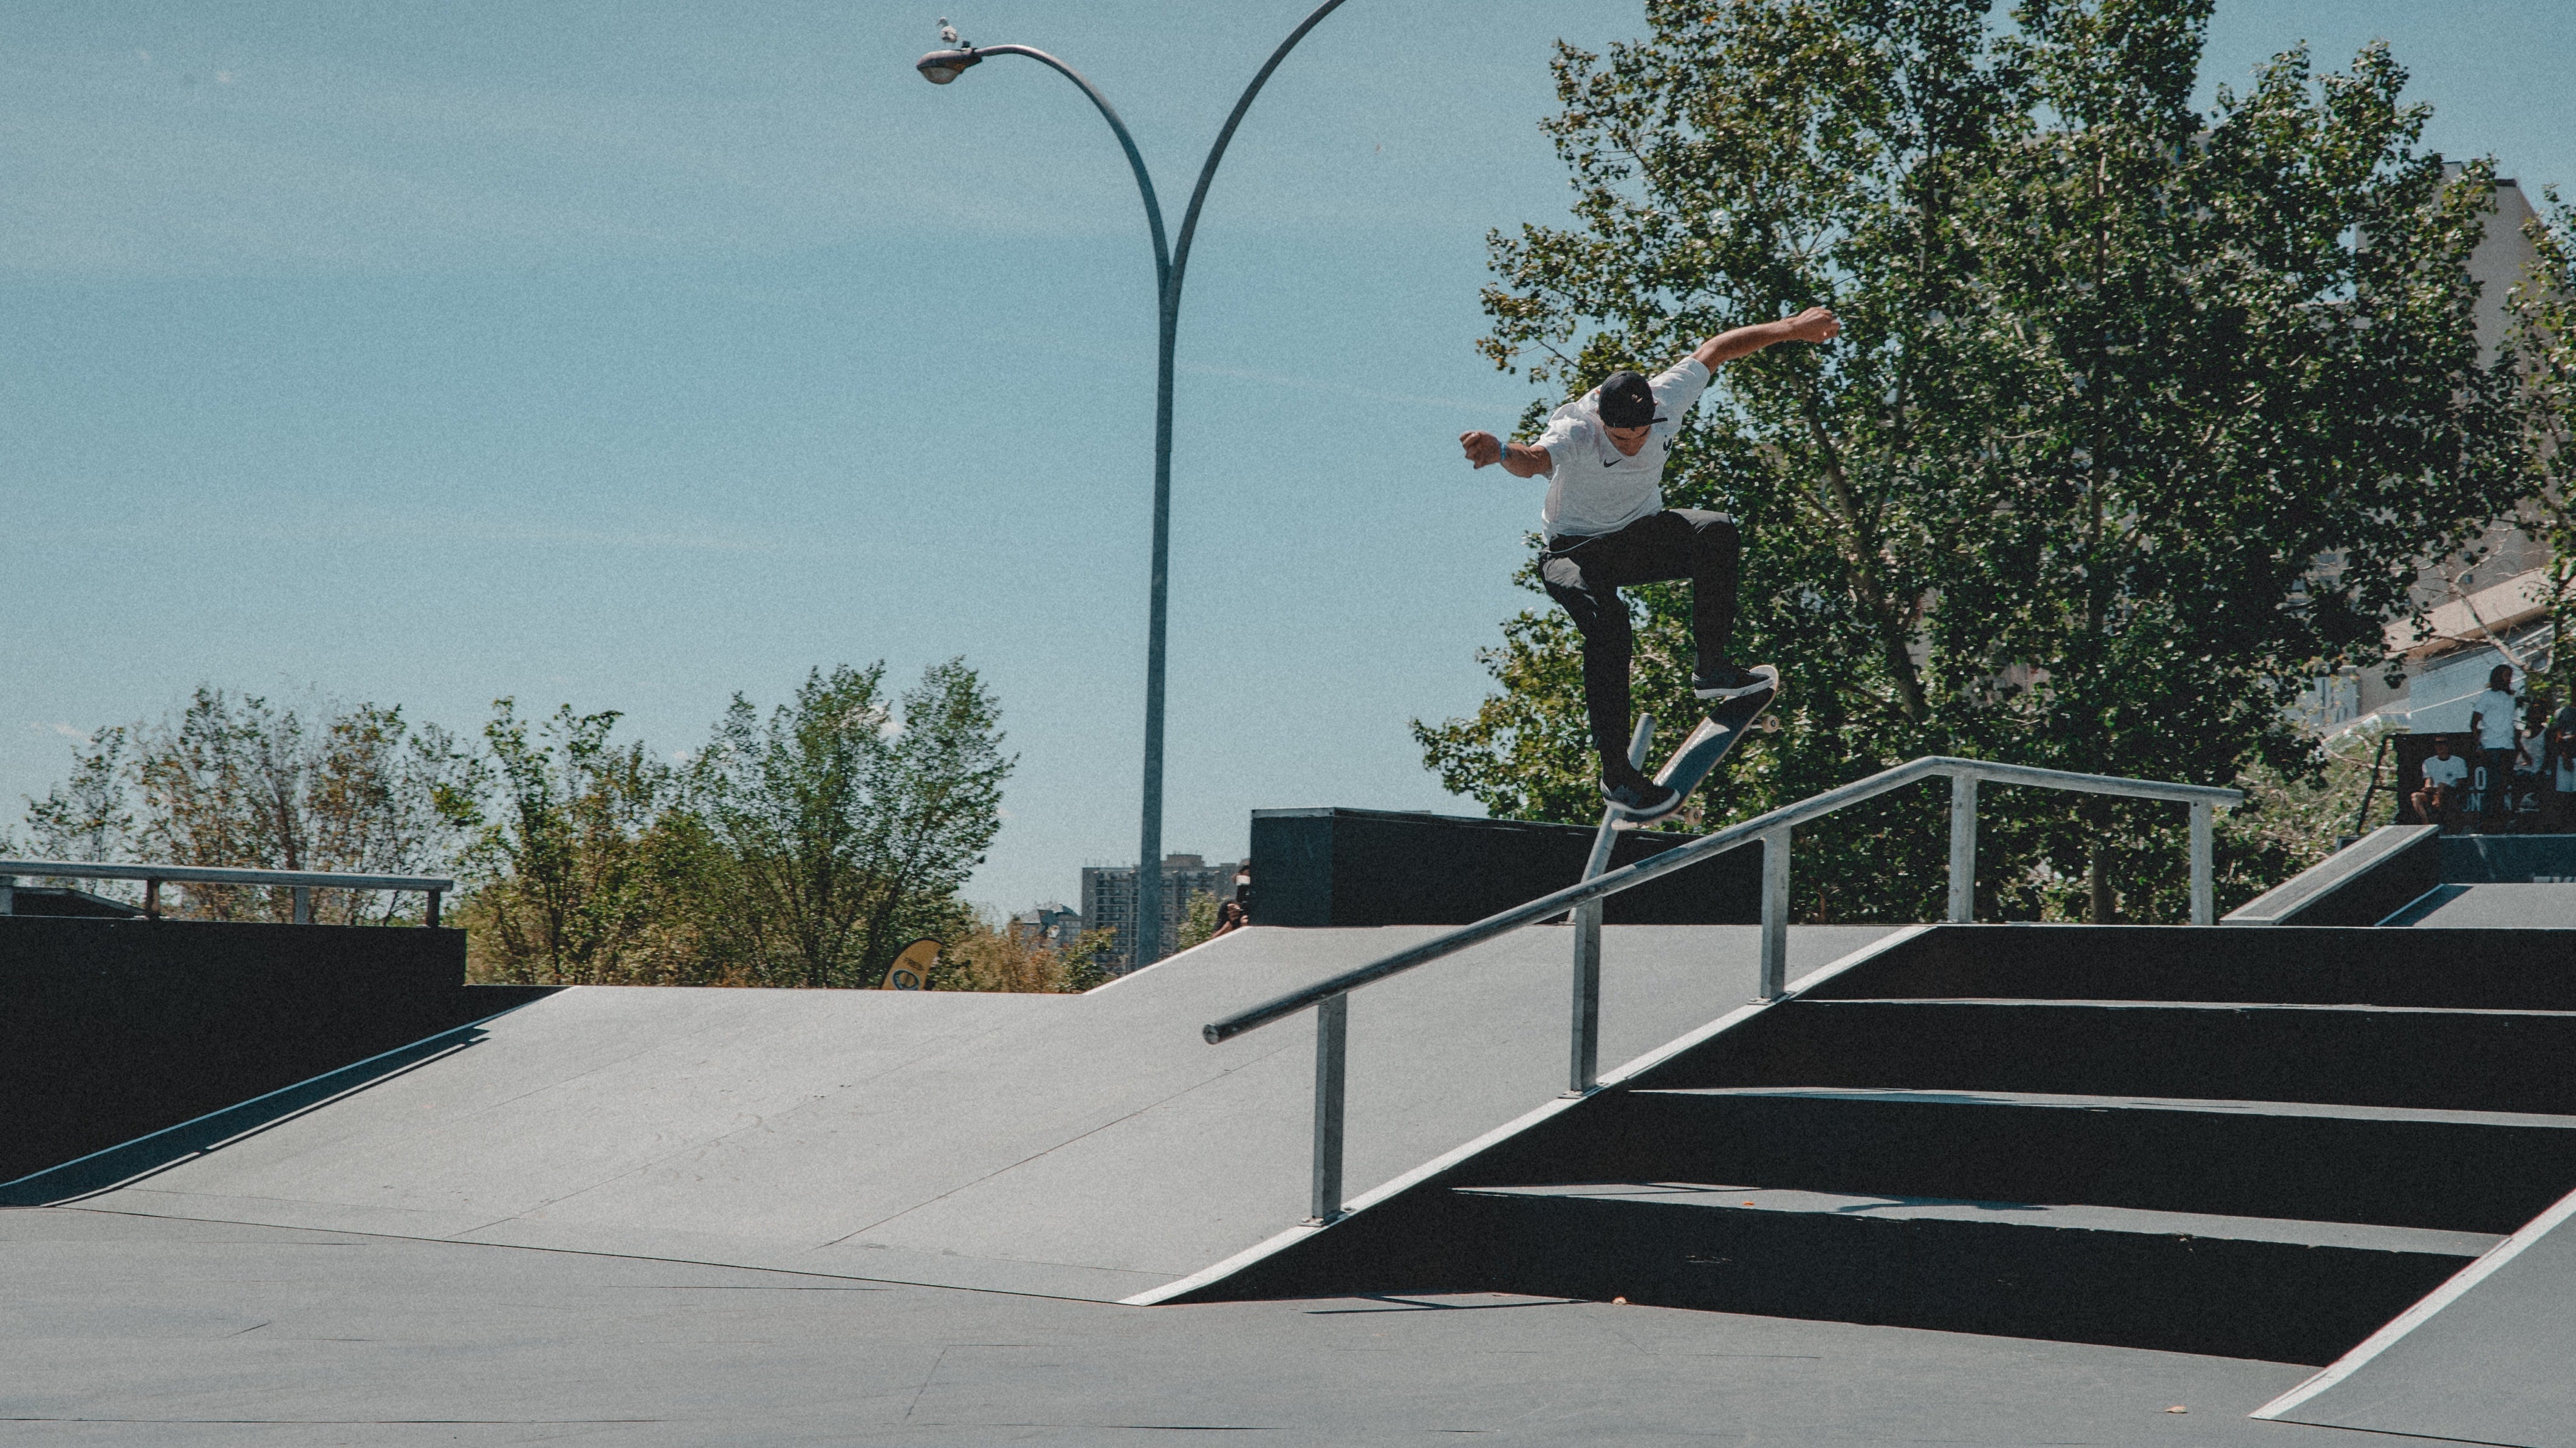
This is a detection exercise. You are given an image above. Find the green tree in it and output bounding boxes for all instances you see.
[857,660,1013,982]
[1174,889,1225,952]
[457,701,696,983]
[1421,0,2519,921]
[21,726,137,875]
[20,690,480,922]
[689,660,1013,988]
[2503,190,2576,699]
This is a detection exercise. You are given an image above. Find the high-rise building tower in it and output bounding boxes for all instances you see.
[1080,854,1238,974]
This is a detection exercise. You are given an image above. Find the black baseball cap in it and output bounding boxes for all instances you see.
[1596,370,1657,428]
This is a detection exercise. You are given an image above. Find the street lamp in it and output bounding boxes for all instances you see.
[914,48,978,84]
[916,5,1355,968]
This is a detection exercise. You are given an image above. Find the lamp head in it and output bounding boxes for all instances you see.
[917,47,981,84]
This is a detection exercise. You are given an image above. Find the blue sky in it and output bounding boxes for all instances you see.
[5,1,2571,914]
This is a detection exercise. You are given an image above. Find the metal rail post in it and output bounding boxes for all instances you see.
[144,879,160,920]
[0,875,13,916]
[292,886,312,925]
[427,889,444,928]
[1568,717,1653,1096]
[1567,904,1601,1095]
[1758,828,1791,999]
[1308,992,1348,1224]
[2189,801,2215,926]
[1947,772,1979,923]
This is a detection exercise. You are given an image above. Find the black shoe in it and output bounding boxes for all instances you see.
[1601,774,1684,824]
[1693,662,1778,703]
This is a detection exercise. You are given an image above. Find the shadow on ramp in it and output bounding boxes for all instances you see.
[2,1016,513,1207]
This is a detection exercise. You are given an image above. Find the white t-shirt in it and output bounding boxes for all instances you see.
[2421,753,2468,790]
[1532,356,1713,540]
[2468,688,2519,751]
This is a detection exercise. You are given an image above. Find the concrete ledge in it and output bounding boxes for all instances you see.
[2223,825,2441,927]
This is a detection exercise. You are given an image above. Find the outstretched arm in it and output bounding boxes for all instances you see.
[1692,306,1840,369]
[1461,431,1550,477]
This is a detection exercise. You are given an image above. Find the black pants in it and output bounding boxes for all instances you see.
[1539,508,1740,779]
[2479,749,2521,825]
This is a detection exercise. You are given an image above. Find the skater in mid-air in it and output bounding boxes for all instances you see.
[1461,306,1840,824]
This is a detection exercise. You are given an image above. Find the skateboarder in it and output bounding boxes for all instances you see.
[1461,306,1840,822]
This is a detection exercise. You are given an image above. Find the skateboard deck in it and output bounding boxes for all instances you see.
[1608,666,1780,830]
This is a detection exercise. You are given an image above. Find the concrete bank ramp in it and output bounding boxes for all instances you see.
[49,924,1896,1301]
[2258,1187,2576,1447]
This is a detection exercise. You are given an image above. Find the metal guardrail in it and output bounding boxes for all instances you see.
[1201,754,2243,1225]
[0,859,455,926]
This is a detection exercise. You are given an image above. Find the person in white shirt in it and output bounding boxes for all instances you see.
[2413,735,2470,828]
[2466,665,2521,828]
[1459,306,1840,821]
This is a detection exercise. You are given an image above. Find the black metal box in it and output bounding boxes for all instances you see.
[1250,807,1761,927]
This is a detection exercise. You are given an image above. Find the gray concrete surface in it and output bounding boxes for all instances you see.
[2266,1192,2576,1448]
[2392,883,2576,928]
[0,1205,2461,1447]
[53,924,1896,1302]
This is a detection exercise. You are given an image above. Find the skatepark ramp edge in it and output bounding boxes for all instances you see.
[1190,756,2241,1240]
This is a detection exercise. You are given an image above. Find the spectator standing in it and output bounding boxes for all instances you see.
[2414,736,2471,830]
[2467,665,2521,830]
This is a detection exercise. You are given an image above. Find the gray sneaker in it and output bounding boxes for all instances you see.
[1602,774,1684,824]
[1693,663,1779,703]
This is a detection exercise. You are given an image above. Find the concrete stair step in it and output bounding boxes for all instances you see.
[1648,999,2576,1116]
[1805,923,2576,1010]
[1459,1088,2576,1235]
[1447,1180,2493,1364]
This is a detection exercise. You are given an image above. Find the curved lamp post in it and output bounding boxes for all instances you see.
[917,4,1354,967]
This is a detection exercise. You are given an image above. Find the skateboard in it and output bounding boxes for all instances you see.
[1642,669,1778,813]
[1599,665,1780,833]
[1577,668,1778,886]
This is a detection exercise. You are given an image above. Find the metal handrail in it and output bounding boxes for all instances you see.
[1199,754,2242,1224]
[0,859,454,926]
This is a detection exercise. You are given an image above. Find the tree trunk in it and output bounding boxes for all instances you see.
[1802,412,1928,720]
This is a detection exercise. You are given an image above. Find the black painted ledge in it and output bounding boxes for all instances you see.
[0,916,552,1183]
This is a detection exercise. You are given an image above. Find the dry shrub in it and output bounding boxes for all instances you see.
[935,914,1115,994]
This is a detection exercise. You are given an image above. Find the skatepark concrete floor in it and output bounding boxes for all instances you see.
[2391,881,2576,928]
[2,1206,2455,1448]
